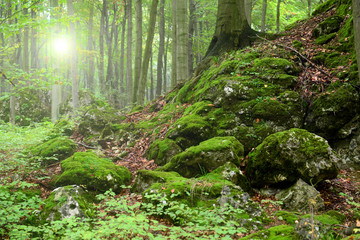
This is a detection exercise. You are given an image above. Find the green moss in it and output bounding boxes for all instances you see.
[275,211,300,225]
[252,99,290,124]
[312,15,344,38]
[53,152,132,194]
[253,57,299,76]
[302,214,341,225]
[315,33,336,45]
[325,210,346,223]
[29,136,77,167]
[324,51,351,68]
[241,225,295,240]
[146,138,182,166]
[183,101,214,116]
[337,15,354,52]
[312,0,337,16]
[160,137,244,178]
[292,40,303,49]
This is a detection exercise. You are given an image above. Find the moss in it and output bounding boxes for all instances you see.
[324,51,351,68]
[315,33,336,45]
[275,211,300,225]
[336,16,354,52]
[130,105,144,113]
[29,136,77,167]
[252,99,291,124]
[253,57,299,76]
[240,225,295,240]
[53,152,132,194]
[183,101,214,116]
[302,214,341,225]
[146,138,182,166]
[325,210,346,223]
[54,119,74,136]
[292,40,303,49]
[132,170,182,193]
[312,0,337,16]
[312,15,344,38]
[160,137,244,178]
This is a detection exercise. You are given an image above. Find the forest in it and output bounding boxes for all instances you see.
[1,0,360,239]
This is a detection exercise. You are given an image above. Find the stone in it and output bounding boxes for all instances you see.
[53,152,132,194]
[146,138,182,166]
[40,185,94,223]
[246,128,339,188]
[275,179,325,213]
[160,136,244,178]
[312,15,344,38]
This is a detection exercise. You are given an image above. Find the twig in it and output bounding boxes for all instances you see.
[256,34,332,78]
[77,141,97,149]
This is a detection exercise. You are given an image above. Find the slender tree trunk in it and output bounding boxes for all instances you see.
[261,0,267,32]
[308,0,312,17]
[87,2,95,92]
[99,0,107,95]
[113,23,120,107]
[133,0,142,103]
[176,0,188,82]
[156,0,165,97]
[276,0,281,33]
[67,0,78,110]
[353,0,360,81]
[30,0,38,69]
[245,0,252,26]
[137,0,159,105]
[23,7,29,72]
[120,6,127,108]
[171,0,177,88]
[150,53,154,100]
[126,0,133,105]
[163,33,170,93]
[106,4,116,98]
[188,0,195,77]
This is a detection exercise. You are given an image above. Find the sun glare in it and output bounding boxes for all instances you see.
[53,37,70,56]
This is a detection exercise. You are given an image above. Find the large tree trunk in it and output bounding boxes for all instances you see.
[156,0,165,97]
[188,0,195,77]
[205,0,253,58]
[126,0,133,105]
[245,0,252,26]
[171,0,177,88]
[87,2,95,92]
[354,0,360,81]
[176,0,188,82]
[261,0,267,32]
[137,0,159,105]
[133,0,142,104]
[67,0,78,110]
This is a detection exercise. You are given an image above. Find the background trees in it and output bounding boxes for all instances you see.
[0,0,328,123]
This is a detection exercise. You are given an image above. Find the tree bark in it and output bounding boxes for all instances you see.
[308,0,312,17]
[150,53,154,100]
[205,0,253,58]
[87,2,95,92]
[106,4,116,97]
[276,0,281,33]
[164,33,170,93]
[188,0,195,77]
[353,0,360,81]
[176,0,188,82]
[171,0,177,88]
[133,0,142,103]
[126,0,133,105]
[261,0,267,32]
[245,0,252,26]
[23,6,29,72]
[99,0,107,95]
[137,0,159,105]
[30,0,38,69]
[156,0,165,97]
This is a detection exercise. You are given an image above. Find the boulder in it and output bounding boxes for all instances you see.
[160,136,244,178]
[146,138,182,166]
[40,185,94,223]
[53,152,132,194]
[304,85,360,139]
[28,136,77,167]
[312,15,344,38]
[246,128,339,188]
[275,179,325,213]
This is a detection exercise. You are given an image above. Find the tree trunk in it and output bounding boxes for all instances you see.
[188,0,195,77]
[99,0,107,96]
[120,5,127,108]
[205,0,253,58]
[176,0,188,82]
[23,7,29,72]
[106,4,116,98]
[113,23,120,107]
[150,53,154,100]
[156,0,165,97]
[308,0,312,17]
[353,0,360,81]
[87,2,95,92]
[261,0,267,32]
[163,33,170,93]
[133,0,142,103]
[30,0,38,69]
[137,0,159,105]
[171,0,177,88]
[245,0,252,26]
[67,0,78,110]
[126,0,133,105]
[276,0,281,33]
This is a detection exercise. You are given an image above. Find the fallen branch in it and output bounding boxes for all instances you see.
[256,35,332,78]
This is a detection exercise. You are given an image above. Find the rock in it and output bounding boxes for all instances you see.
[295,218,321,240]
[40,185,94,223]
[28,136,77,167]
[305,85,360,139]
[53,152,132,194]
[146,138,182,166]
[240,225,295,240]
[166,114,215,149]
[54,119,74,136]
[312,15,344,38]
[60,90,96,116]
[246,128,339,188]
[160,136,244,178]
[275,179,325,213]
[253,57,300,77]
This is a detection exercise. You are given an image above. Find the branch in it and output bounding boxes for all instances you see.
[0,71,15,87]
[256,35,332,78]
[0,0,41,26]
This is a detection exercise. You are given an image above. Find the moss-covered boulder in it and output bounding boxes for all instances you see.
[246,129,339,188]
[275,179,325,213]
[40,185,94,223]
[54,119,74,136]
[166,114,215,149]
[312,15,344,38]
[160,137,244,178]
[146,138,182,166]
[240,225,295,240]
[304,85,360,139]
[53,152,132,194]
[28,136,77,167]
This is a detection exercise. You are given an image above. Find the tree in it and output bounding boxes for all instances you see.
[276,0,281,33]
[261,0,267,32]
[171,0,177,88]
[245,0,252,26]
[133,0,142,103]
[156,0,165,97]
[86,2,95,92]
[205,0,254,58]
[126,0,133,104]
[354,0,360,81]
[176,0,188,82]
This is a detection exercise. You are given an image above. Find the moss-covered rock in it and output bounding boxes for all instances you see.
[28,136,77,167]
[240,225,295,240]
[312,15,344,38]
[275,179,325,213]
[275,211,300,225]
[246,129,339,188]
[315,32,337,45]
[304,85,360,139]
[160,137,244,178]
[166,114,215,149]
[54,119,74,136]
[53,152,132,194]
[146,138,182,166]
[253,57,300,77]
[40,185,94,223]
